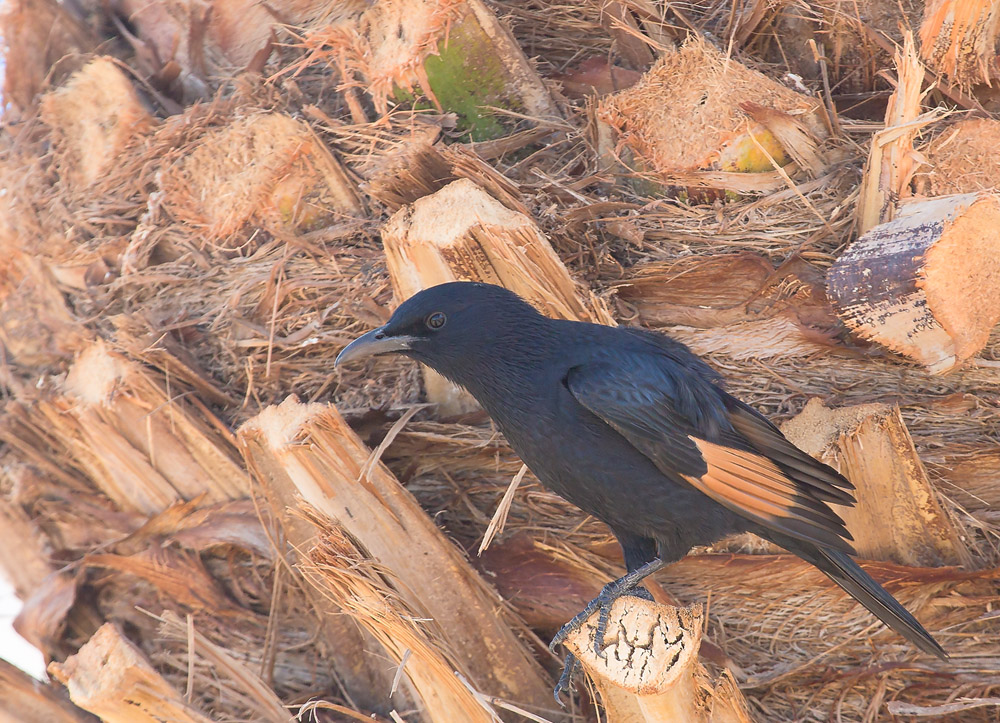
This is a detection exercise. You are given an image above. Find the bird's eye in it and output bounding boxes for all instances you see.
[425,312,447,330]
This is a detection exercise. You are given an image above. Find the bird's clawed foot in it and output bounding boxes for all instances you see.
[553,653,578,707]
[549,579,654,660]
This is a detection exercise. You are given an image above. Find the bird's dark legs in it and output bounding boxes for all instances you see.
[550,558,667,705]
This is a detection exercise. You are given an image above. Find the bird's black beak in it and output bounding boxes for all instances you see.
[335,326,416,367]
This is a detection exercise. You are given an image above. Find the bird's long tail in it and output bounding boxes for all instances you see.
[809,546,947,659]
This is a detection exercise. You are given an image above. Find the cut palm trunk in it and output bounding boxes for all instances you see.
[781,399,971,567]
[596,37,828,194]
[326,0,562,140]
[251,434,412,715]
[913,117,1000,196]
[828,192,1000,373]
[0,0,96,119]
[382,177,613,413]
[40,57,154,192]
[563,600,751,723]
[159,112,362,240]
[237,396,557,714]
[48,623,215,723]
[305,519,497,723]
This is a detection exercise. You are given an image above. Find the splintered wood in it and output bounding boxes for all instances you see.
[159,112,361,239]
[781,399,970,567]
[920,0,1000,89]
[597,37,827,190]
[563,600,751,723]
[620,253,839,360]
[237,396,556,714]
[856,33,932,235]
[48,623,214,723]
[0,341,247,514]
[828,192,1000,373]
[382,178,612,412]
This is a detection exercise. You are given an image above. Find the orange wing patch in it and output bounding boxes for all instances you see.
[681,437,854,552]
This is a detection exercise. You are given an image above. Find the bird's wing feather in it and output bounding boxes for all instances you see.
[566,357,855,554]
[719,394,856,504]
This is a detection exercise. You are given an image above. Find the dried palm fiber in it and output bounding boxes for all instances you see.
[0,658,94,723]
[49,622,215,723]
[40,57,154,191]
[158,111,362,240]
[617,252,841,360]
[0,0,97,119]
[656,554,999,722]
[766,0,924,95]
[920,0,1000,90]
[856,32,941,235]
[382,178,614,412]
[780,399,971,567]
[3,459,361,720]
[829,193,1000,373]
[913,117,1000,196]
[301,516,503,723]
[563,600,752,723]
[237,396,557,712]
[109,236,421,413]
[296,0,562,140]
[596,37,828,191]
[0,340,247,513]
[113,0,365,83]
[351,115,532,212]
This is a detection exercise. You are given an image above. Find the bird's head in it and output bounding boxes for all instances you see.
[335,281,543,373]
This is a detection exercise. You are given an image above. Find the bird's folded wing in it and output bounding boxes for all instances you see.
[566,359,855,554]
[720,395,856,504]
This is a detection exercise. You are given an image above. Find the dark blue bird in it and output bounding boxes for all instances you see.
[337,281,945,699]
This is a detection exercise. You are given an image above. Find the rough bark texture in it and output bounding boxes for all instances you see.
[828,192,1000,373]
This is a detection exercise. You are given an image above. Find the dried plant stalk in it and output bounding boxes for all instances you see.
[563,600,751,723]
[781,399,971,567]
[48,623,214,723]
[382,177,613,413]
[237,395,555,711]
[828,192,1000,373]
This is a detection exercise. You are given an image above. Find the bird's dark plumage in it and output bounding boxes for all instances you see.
[337,281,946,675]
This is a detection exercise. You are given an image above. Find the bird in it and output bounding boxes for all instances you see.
[336,281,946,700]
